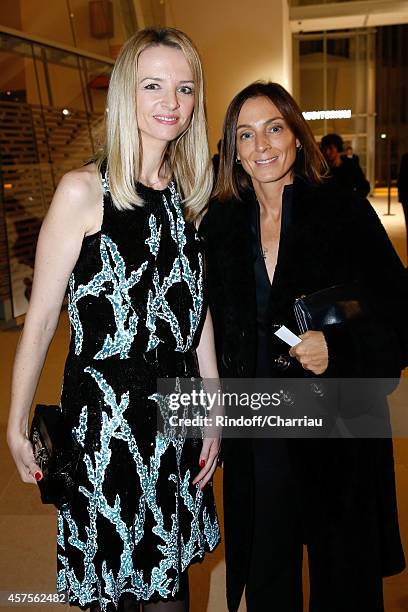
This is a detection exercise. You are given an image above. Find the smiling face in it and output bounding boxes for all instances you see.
[235,96,299,188]
[136,44,195,149]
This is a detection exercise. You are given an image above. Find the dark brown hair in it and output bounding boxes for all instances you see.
[321,133,344,153]
[214,81,327,201]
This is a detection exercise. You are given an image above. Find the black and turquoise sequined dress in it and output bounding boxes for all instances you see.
[56,166,220,611]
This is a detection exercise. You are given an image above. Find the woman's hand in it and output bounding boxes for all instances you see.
[7,431,42,484]
[192,436,221,490]
[289,330,329,375]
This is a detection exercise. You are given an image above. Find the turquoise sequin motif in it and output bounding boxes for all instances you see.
[145,184,203,352]
[57,175,219,611]
[69,235,148,359]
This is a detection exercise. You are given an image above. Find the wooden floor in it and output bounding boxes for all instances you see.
[0,195,407,611]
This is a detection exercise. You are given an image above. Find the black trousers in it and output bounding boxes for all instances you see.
[245,439,384,612]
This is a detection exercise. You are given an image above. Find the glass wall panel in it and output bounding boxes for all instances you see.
[46,63,87,111]
[294,29,375,187]
[376,25,408,187]
[0,31,113,320]
[84,57,111,113]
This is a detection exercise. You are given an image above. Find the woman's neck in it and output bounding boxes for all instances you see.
[139,136,169,188]
[253,173,294,219]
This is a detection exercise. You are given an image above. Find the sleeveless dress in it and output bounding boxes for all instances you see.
[56,166,220,611]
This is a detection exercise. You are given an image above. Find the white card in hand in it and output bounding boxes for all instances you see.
[274,325,301,347]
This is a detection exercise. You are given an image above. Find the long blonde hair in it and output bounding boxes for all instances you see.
[96,28,213,221]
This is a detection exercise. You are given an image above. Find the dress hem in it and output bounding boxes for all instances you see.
[58,537,221,611]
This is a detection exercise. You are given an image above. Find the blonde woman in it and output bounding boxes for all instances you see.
[7,28,220,612]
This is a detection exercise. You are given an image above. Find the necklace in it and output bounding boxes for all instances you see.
[262,246,268,259]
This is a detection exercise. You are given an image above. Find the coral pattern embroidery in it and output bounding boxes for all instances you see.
[57,168,219,611]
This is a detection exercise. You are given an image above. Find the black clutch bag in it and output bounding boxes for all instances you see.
[294,283,365,333]
[29,404,84,510]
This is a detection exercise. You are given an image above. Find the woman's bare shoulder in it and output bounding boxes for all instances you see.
[58,163,101,201]
[51,163,103,234]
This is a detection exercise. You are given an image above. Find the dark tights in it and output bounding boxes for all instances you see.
[142,594,189,612]
[89,575,189,612]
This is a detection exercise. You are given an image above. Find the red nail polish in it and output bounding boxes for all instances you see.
[199,459,206,468]
[34,471,42,481]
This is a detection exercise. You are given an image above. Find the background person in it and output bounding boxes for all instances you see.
[321,132,370,198]
[343,144,360,165]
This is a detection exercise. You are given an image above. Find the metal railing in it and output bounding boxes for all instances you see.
[0,28,113,323]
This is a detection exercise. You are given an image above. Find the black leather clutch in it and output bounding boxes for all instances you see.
[294,283,365,333]
[29,404,84,510]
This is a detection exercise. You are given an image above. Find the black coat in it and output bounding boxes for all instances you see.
[200,176,408,611]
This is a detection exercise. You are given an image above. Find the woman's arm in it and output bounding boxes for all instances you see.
[289,197,408,377]
[192,307,222,489]
[195,306,219,380]
[6,165,102,484]
[322,197,408,377]
[197,204,229,374]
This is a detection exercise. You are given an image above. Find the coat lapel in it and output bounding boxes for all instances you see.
[264,176,322,323]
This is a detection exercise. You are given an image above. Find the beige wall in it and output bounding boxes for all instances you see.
[19,0,74,46]
[0,0,22,29]
[134,0,166,28]
[0,0,127,58]
[165,0,292,152]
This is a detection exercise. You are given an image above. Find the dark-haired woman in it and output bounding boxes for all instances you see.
[200,82,408,612]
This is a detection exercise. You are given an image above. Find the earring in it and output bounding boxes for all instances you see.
[296,144,303,151]
[235,157,241,164]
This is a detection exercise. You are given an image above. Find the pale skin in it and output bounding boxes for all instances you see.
[7,44,220,491]
[236,96,328,375]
